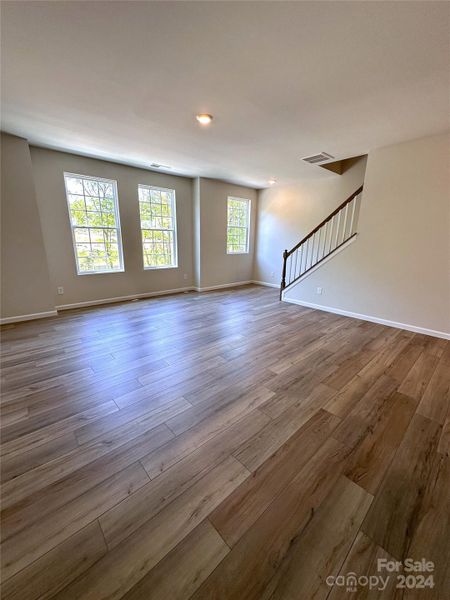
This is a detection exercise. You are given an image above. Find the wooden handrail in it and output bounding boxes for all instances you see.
[279,184,364,300]
[286,185,363,257]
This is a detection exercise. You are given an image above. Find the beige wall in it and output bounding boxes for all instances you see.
[1,133,54,319]
[1,142,259,317]
[196,177,257,289]
[29,147,195,307]
[3,132,448,335]
[193,177,202,288]
[277,133,450,336]
[254,156,367,285]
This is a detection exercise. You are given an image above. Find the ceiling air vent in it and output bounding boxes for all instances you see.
[301,152,335,164]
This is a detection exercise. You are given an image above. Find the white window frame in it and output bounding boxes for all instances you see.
[226,196,251,255]
[63,172,124,275]
[138,184,178,270]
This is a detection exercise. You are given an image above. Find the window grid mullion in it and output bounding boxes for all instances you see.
[138,185,177,269]
[65,173,124,274]
[227,197,250,254]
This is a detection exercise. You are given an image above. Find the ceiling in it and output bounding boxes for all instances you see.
[2,1,449,188]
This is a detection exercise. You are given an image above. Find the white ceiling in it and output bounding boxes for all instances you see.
[2,1,449,187]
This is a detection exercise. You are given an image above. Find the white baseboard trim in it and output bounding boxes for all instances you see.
[4,282,257,318]
[0,310,58,325]
[282,297,450,340]
[57,281,261,310]
[56,286,194,311]
[251,280,280,289]
[58,281,258,310]
[194,280,253,292]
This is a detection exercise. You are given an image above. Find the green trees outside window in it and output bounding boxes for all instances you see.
[138,185,177,269]
[227,197,250,254]
[64,174,124,274]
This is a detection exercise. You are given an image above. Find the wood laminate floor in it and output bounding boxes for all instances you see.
[1,285,449,599]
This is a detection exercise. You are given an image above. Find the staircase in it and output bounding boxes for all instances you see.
[280,185,363,299]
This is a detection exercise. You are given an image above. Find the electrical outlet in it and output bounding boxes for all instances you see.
[316,287,323,295]
[57,286,64,295]
[270,271,275,279]
[183,273,188,280]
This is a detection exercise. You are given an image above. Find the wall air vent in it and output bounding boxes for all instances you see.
[301,152,335,164]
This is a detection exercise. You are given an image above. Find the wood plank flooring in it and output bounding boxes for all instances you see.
[1,285,449,599]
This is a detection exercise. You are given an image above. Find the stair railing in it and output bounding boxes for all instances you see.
[280,185,363,299]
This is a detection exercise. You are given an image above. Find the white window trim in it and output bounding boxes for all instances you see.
[138,184,178,270]
[226,196,251,255]
[64,172,125,275]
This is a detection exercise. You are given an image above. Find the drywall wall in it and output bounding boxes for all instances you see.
[193,177,201,289]
[29,147,194,307]
[254,156,367,286]
[196,177,257,289]
[1,133,55,319]
[280,133,450,336]
[1,141,259,315]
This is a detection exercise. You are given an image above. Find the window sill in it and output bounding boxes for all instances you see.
[77,269,125,276]
[143,265,178,271]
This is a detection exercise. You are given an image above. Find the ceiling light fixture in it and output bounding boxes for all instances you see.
[196,113,213,125]
[268,178,277,186]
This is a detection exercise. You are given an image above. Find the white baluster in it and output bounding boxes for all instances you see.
[349,195,357,235]
[321,226,326,260]
[328,216,335,254]
[342,203,349,243]
[335,211,341,248]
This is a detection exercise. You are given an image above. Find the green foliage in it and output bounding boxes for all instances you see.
[138,187,176,268]
[66,178,179,272]
[227,198,249,253]
[66,176,121,272]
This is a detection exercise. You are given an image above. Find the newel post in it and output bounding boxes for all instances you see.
[280,249,288,301]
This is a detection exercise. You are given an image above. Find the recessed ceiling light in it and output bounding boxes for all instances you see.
[268,178,277,185]
[196,113,213,125]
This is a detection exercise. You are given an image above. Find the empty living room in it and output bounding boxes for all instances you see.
[1,1,449,599]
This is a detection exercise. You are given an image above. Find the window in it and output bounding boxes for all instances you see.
[64,173,124,274]
[138,185,178,269]
[227,197,250,254]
